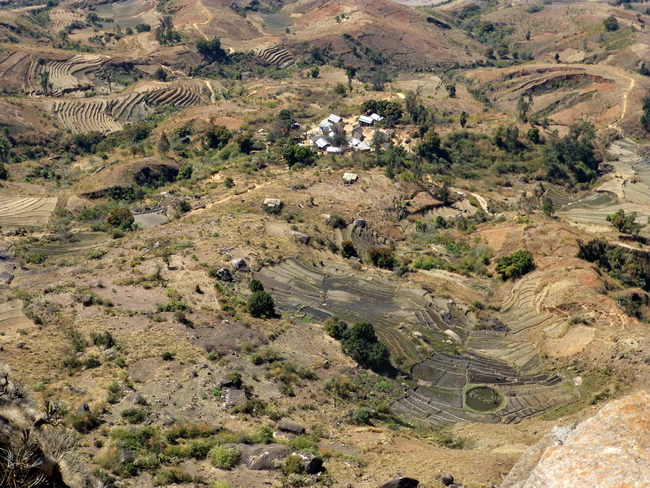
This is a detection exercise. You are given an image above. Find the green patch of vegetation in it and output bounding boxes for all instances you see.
[495,249,534,279]
[209,445,240,469]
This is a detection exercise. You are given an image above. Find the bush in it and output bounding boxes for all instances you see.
[603,15,618,31]
[106,207,134,228]
[367,246,396,269]
[161,351,175,361]
[324,317,348,340]
[282,455,306,476]
[209,445,241,469]
[91,330,116,349]
[329,214,347,229]
[249,279,264,292]
[247,291,275,318]
[352,407,371,425]
[495,250,534,279]
[152,467,192,486]
[341,240,357,259]
[68,412,101,433]
[121,408,146,424]
[341,322,391,372]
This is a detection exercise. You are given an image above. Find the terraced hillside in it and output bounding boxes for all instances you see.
[253,257,461,364]
[30,54,105,96]
[393,352,573,426]
[0,300,34,338]
[48,7,85,30]
[0,197,57,228]
[253,44,294,68]
[49,80,214,134]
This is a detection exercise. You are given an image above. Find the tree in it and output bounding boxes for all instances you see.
[641,92,650,132]
[367,246,396,269]
[204,124,232,149]
[345,65,357,92]
[341,240,357,259]
[606,209,644,235]
[283,145,315,168]
[446,84,456,98]
[102,65,113,93]
[152,66,168,82]
[0,137,8,164]
[161,247,173,268]
[324,317,348,340]
[135,23,151,32]
[158,132,170,156]
[542,197,555,217]
[196,38,226,63]
[495,250,534,279]
[496,45,509,59]
[528,127,540,144]
[310,67,319,78]
[525,30,531,41]
[39,71,50,95]
[603,15,619,32]
[554,52,560,63]
[341,322,391,372]
[247,291,275,318]
[0,162,7,180]
[460,111,468,128]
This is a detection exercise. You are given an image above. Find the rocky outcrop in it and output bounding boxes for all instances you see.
[502,391,650,487]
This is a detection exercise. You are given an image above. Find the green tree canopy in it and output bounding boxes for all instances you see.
[341,322,391,372]
[606,209,644,235]
[247,291,275,318]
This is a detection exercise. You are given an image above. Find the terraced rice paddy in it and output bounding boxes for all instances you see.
[253,45,294,68]
[392,352,572,426]
[30,54,104,96]
[0,197,57,228]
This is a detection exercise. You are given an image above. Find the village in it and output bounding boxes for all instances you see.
[304,112,395,154]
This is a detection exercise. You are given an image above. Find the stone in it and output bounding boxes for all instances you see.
[215,268,233,282]
[377,477,419,488]
[0,271,13,285]
[159,411,175,425]
[239,444,289,470]
[81,295,93,307]
[125,392,145,405]
[354,218,366,228]
[277,420,306,435]
[218,378,237,388]
[231,258,249,271]
[292,451,323,474]
[118,449,136,464]
[441,473,454,486]
[0,252,12,260]
[76,403,90,414]
[292,231,310,244]
[502,391,650,487]
[223,388,247,409]
[572,376,583,387]
[15,342,26,349]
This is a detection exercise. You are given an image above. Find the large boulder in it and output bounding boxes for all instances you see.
[277,421,306,435]
[222,388,247,409]
[502,390,650,487]
[292,451,323,474]
[239,444,289,470]
[377,477,419,488]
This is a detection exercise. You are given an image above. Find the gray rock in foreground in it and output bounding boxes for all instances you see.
[377,476,419,488]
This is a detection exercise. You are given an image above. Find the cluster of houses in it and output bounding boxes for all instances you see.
[307,113,391,154]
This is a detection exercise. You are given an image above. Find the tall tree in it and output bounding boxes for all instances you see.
[39,71,50,96]
[345,65,357,93]
[158,132,170,156]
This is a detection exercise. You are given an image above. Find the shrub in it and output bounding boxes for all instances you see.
[68,412,101,433]
[367,246,396,269]
[249,279,264,292]
[152,467,192,486]
[161,351,175,361]
[281,455,306,476]
[329,214,347,229]
[247,291,275,318]
[121,408,146,424]
[324,317,348,340]
[106,207,134,228]
[352,407,371,425]
[209,445,240,469]
[91,330,116,349]
[250,424,275,444]
[495,250,534,279]
[606,209,643,235]
[603,15,618,31]
[341,240,357,259]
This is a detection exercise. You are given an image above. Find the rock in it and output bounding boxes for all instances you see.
[292,451,323,474]
[81,295,94,307]
[76,403,90,414]
[0,345,3,352]
[354,218,366,228]
[223,388,247,409]
[277,421,306,435]
[0,252,12,260]
[118,449,136,464]
[501,391,650,487]
[231,258,249,271]
[159,411,175,425]
[218,378,237,388]
[573,376,583,387]
[0,271,13,285]
[441,473,454,486]
[215,268,233,282]
[273,431,296,440]
[240,444,289,470]
[125,392,145,405]
[292,231,310,244]
[15,342,26,349]
[377,477,419,488]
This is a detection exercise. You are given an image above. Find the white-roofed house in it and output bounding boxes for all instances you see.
[359,115,374,126]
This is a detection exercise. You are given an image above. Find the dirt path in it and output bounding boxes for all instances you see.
[193,0,212,41]
[609,71,636,132]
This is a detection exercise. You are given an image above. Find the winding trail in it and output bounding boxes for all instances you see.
[193,0,212,41]
[609,71,636,133]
